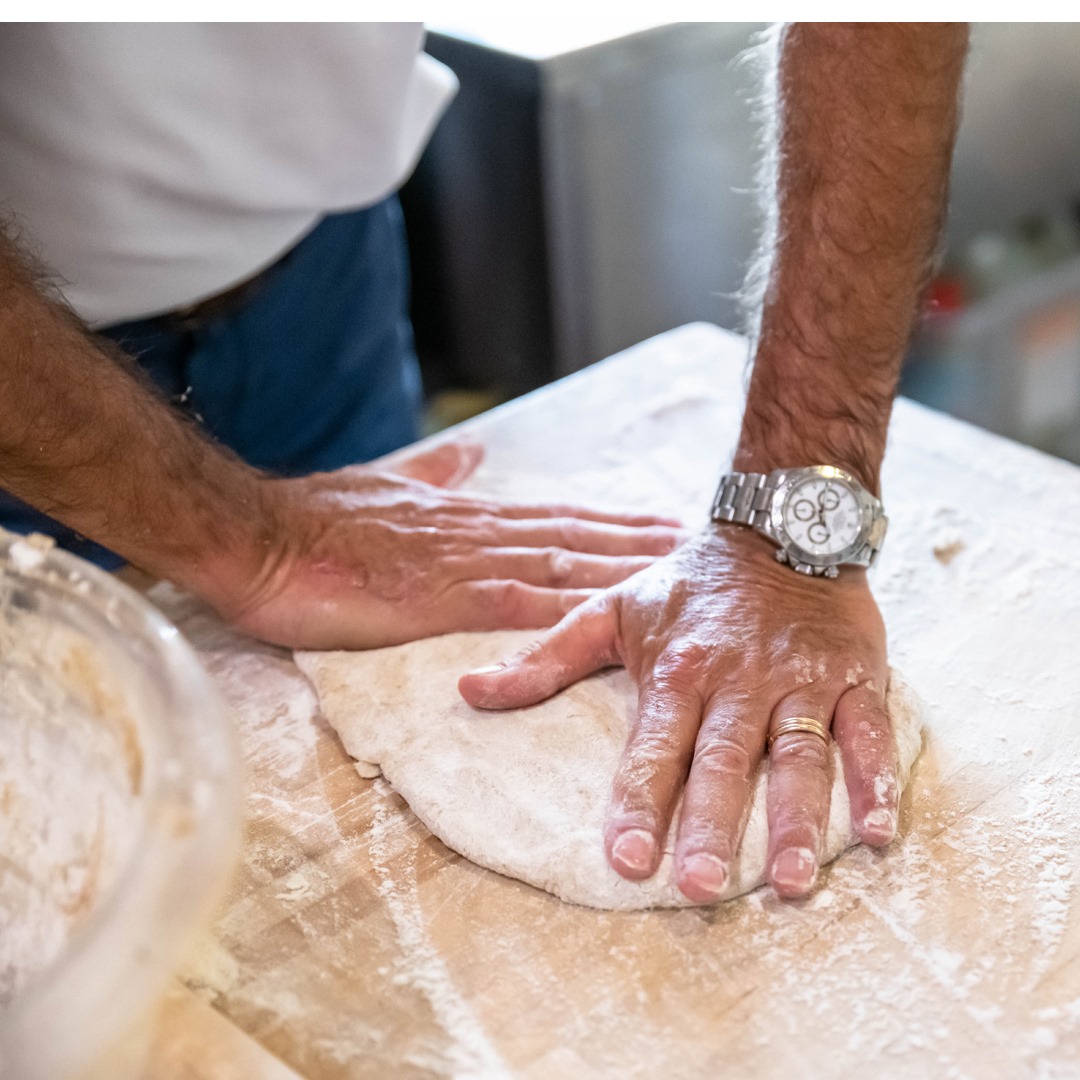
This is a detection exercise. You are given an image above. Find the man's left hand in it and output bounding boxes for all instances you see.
[459,527,898,901]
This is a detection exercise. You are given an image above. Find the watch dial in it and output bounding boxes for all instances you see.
[782,477,862,557]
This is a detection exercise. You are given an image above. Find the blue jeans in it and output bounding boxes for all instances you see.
[0,196,423,568]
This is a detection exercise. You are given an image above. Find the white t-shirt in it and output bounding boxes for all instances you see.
[0,24,456,326]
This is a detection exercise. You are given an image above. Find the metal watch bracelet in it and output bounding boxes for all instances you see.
[710,469,885,575]
[710,471,777,533]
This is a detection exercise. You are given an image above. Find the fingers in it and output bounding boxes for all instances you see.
[673,699,768,902]
[373,441,681,528]
[470,501,684,529]
[764,695,835,899]
[379,438,484,488]
[832,681,898,846]
[445,579,601,637]
[447,547,654,590]
[605,676,704,882]
[489,518,685,558]
[458,599,619,709]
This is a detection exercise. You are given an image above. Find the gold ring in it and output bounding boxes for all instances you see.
[768,715,831,751]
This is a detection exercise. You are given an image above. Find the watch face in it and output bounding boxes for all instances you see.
[781,475,863,558]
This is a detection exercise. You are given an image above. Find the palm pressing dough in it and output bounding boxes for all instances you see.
[296,631,923,910]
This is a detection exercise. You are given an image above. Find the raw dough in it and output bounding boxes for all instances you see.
[300,630,924,911]
[296,631,923,910]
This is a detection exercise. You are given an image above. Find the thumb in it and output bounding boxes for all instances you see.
[458,599,620,709]
[380,438,484,488]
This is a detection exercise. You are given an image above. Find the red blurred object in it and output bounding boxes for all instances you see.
[924,274,967,315]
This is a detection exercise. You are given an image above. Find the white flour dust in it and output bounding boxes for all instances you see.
[737,760,1080,1071]
[367,780,509,1080]
[944,766,1078,987]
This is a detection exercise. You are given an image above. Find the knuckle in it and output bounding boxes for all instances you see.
[782,651,830,687]
[692,734,754,780]
[486,579,523,619]
[629,722,687,767]
[860,706,892,735]
[641,677,700,715]
[617,728,691,797]
[771,732,831,768]
[556,518,585,550]
[610,782,662,825]
[657,640,712,679]
[849,697,888,721]
[839,701,892,746]
[511,637,547,666]
[543,545,575,585]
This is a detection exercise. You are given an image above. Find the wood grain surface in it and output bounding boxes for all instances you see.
[146,325,1080,1079]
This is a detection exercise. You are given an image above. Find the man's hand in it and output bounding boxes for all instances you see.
[219,440,685,650]
[460,528,896,901]
[0,235,681,650]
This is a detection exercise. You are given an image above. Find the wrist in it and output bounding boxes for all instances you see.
[162,471,288,618]
[731,444,880,497]
[733,346,890,496]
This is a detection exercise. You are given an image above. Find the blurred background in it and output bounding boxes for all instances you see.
[400,22,1080,464]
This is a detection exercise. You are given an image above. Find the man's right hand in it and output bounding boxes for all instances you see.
[0,227,680,649]
[215,440,686,650]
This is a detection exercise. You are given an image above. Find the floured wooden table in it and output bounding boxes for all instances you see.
[147,324,1080,1078]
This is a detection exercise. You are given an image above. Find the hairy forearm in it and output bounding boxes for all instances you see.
[735,23,969,492]
[0,228,270,595]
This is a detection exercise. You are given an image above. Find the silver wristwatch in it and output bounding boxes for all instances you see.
[710,466,888,578]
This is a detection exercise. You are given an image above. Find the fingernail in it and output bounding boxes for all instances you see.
[611,829,657,874]
[682,853,729,899]
[468,663,505,677]
[771,847,817,891]
[863,807,897,840]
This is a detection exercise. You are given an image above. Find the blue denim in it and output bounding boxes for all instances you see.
[0,196,422,568]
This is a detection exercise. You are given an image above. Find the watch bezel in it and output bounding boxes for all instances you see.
[768,466,877,569]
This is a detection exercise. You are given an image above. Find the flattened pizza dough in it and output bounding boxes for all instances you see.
[296,631,923,910]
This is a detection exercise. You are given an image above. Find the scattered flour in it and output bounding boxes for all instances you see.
[737,760,1080,1070]
[367,781,509,1080]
